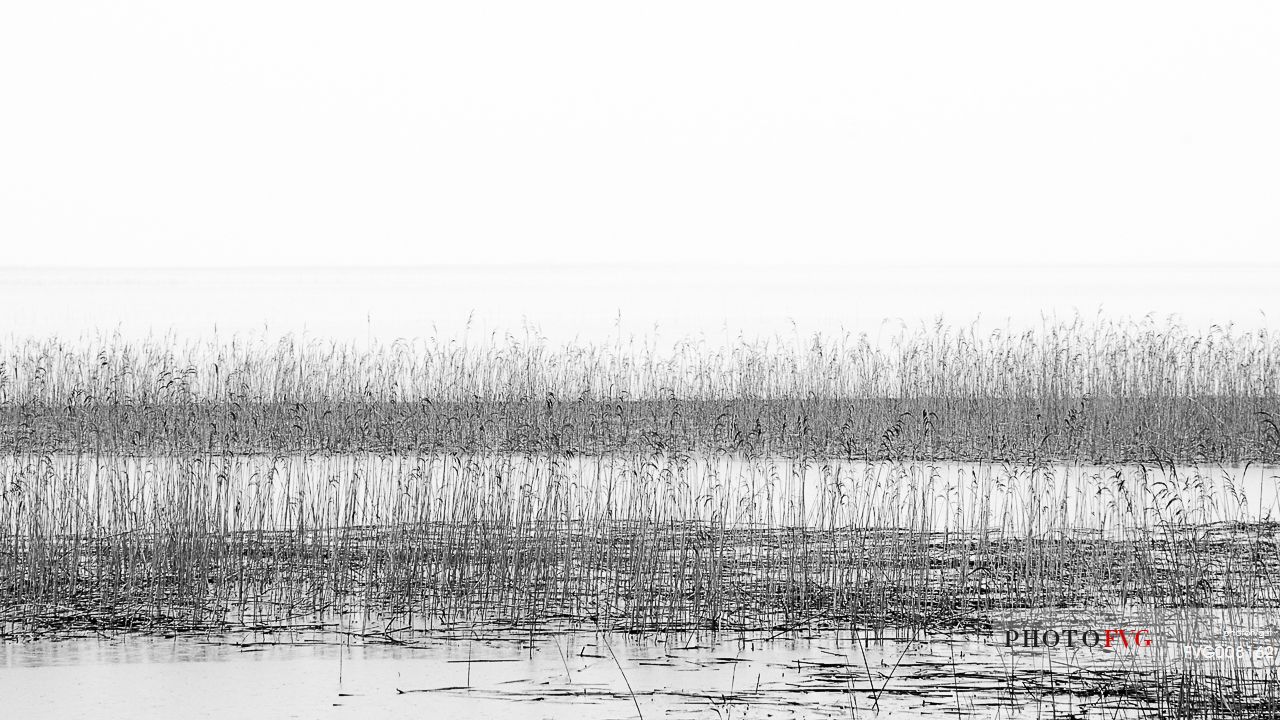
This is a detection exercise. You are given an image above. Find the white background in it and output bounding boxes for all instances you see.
[1,2,1277,339]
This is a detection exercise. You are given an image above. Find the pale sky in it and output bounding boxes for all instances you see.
[2,2,1278,267]
[2,265,1275,344]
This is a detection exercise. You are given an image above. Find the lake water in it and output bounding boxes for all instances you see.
[5,623,1243,720]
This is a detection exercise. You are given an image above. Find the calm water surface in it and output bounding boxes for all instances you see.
[5,624,1245,720]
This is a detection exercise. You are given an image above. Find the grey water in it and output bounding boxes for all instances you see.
[2,626,1209,720]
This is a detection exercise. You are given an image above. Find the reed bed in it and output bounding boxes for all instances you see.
[0,317,1277,462]
[2,451,1279,716]
[3,318,1280,717]
[4,452,1277,633]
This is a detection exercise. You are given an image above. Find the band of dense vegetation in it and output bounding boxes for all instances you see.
[3,397,1279,461]
[3,319,1279,460]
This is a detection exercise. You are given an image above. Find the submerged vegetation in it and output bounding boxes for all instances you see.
[3,317,1280,717]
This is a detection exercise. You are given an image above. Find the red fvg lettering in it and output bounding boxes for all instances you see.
[1004,628,1153,649]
